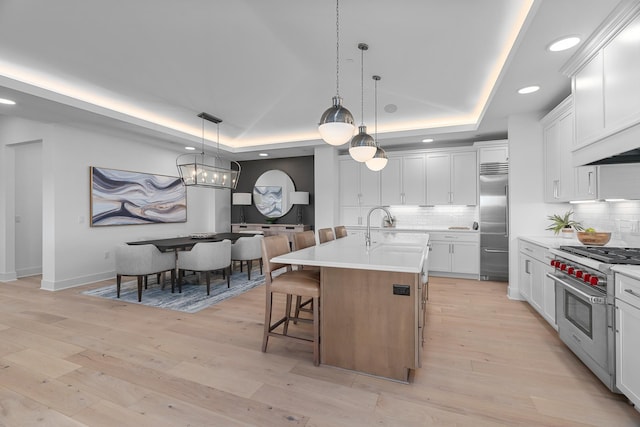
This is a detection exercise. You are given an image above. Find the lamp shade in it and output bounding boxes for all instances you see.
[290,191,309,205]
[232,192,252,205]
[366,147,388,171]
[318,96,355,146]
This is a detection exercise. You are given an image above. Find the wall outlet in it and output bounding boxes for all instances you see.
[393,284,410,296]
[104,251,110,259]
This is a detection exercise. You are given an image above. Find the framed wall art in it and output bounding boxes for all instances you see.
[90,166,187,226]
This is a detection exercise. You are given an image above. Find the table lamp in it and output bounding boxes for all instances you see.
[290,191,309,224]
[232,192,252,223]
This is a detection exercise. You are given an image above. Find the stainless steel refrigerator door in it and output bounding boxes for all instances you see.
[480,233,509,281]
[479,173,508,235]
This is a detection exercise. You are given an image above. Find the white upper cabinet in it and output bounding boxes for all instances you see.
[339,158,381,226]
[426,151,477,205]
[574,51,605,146]
[477,142,509,163]
[542,96,598,202]
[380,154,426,206]
[565,4,640,165]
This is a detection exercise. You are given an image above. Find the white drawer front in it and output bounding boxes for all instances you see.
[616,273,640,309]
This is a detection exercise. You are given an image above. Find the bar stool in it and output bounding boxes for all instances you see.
[261,235,321,365]
[334,225,348,239]
[292,230,319,321]
[317,228,335,244]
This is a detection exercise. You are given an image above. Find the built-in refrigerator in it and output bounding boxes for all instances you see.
[479,162,509,281]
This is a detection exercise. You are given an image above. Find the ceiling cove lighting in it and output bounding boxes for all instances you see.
[176,112,241,190]
[0,98,16,105]
[548,36,581,52]
[349,43,376,162]
[517,85,540,94]
[318,0,355,146]
[366,75,388,172]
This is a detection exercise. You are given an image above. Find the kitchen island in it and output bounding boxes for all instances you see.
[271,232,429,382]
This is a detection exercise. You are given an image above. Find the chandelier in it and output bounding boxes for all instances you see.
[176,112,241,189]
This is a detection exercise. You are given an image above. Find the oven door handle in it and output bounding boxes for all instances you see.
[546,273,607,304]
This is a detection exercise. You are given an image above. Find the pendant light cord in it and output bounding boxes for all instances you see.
[201,116,205,155]
[374,75,380,145]
[335,0,340,97]
[360,46,364,126]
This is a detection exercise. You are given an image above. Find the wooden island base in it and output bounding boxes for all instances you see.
[320,267,423,382]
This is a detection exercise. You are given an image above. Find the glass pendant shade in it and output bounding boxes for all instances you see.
[349,125,376,162]
[319,96,355,146]
[366,147,388,171]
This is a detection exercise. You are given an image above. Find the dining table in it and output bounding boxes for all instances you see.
[126,232,258,252]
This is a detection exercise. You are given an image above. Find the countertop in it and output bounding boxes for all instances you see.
[519,234,640,250]
[347,225,477,233]
[271,232,429,274]
[611,265,640,281]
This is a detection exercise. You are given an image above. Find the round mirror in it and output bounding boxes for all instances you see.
[253,170,296,218]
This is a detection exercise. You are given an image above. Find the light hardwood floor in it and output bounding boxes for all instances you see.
[0,275,638,426]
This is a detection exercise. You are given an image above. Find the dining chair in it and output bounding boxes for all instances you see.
[293,230,316,251]
[115,244,176,302]
[176,240,231,295]
[231,234,264,280]
[334,225,348,239]
[317,228,335,244]
[261,234,321,366]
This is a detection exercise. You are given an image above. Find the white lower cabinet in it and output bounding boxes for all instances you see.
[615,272,640,409]
[428,232,479,278]
[518,239,556,328]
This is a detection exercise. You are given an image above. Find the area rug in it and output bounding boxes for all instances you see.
[82,270,265,313]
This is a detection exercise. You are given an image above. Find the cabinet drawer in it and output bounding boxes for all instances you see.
[428,232,479,243]
[616,273,640,309]
[518,240,547,264]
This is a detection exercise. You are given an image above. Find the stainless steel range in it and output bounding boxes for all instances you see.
[548,246,640,392]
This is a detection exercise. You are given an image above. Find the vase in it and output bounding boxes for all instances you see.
[561,227,574,239]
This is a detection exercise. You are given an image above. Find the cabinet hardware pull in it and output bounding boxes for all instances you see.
[588,171,593,195]
[546,273,606,304]
[624,288,640,299]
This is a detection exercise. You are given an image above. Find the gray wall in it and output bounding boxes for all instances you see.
[232,156,315,227]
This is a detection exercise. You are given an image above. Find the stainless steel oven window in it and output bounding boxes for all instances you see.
[564,289,593,338]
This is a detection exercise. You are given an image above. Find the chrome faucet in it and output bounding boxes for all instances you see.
[366,206,393,247]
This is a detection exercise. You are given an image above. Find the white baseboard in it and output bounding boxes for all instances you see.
[0,271,18,282]
[40,270,115,291]
[16,266,42,278]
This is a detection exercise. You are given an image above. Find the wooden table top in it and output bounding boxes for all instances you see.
[127,233,257,251]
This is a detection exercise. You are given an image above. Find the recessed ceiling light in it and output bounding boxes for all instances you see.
[185,146,196,151]
[422,138,434,143]
[548,36,581,52]
[259,153,269,157]
[0,98,16,105]
[518,85,540,94]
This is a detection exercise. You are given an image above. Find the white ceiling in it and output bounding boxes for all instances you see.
[0,0,621,160]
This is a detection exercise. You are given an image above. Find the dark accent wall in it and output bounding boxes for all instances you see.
[231,156,315,228]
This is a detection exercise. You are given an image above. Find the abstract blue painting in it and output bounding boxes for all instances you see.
[90,167,186,226]
[253,186,282,218]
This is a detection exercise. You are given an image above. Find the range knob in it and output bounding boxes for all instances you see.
[550,260,556,267]
[560,263,567,271]
[589,276,599,286]
[575,270,584,279]
[567,267,575,275]
[583,273,592,283]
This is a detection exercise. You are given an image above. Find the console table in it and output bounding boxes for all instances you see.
[231,223,311,245]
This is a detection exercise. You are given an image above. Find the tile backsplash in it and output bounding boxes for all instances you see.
[572,201,640,242]
[387,205,478,228]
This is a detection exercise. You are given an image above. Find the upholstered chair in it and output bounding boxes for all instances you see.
[261,235,321,366]
[317,228,335,244]
[293,230,316,251]
[334,225,348,239]
[231,234,264,280]
[115,244,176,302]
[176,240,231,295]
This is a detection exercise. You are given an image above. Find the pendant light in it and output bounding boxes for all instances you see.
[366,75,388,171]
[318,0,355,146]
[348,43,376,162]
[176,112,241,189]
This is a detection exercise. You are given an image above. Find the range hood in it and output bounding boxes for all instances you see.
[573,122,640,167]
[588,148,640,165]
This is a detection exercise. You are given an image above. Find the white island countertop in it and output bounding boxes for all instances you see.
[272,232,429,274]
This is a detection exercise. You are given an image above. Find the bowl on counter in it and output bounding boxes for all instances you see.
[577,231,611,246]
